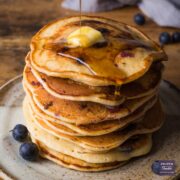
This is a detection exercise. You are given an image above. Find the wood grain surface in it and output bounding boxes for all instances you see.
[0,0,179,87]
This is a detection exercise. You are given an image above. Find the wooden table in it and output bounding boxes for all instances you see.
[0,0,180,87]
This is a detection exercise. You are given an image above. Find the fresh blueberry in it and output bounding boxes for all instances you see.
[159,32,171,45]
[12,124,28,142]
[172,32,180,43]
[19,142,39,161]
[134,13,145,25]
[152,161,161,175]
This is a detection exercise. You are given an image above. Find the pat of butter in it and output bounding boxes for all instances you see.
[67,26,105,48]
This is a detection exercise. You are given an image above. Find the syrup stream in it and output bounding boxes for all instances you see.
[80,0,82,28]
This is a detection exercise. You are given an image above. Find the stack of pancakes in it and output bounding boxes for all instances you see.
[22,16,167,171]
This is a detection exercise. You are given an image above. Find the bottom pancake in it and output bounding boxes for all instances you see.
[31,133,152,172]
[32,137,127,172]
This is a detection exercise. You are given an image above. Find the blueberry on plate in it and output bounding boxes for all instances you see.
[134,13,145,25]
[151,161,161,175]
[12,124,28,142]
[159,32,171,45]
[172,32,180,43]
[20,142,39,161]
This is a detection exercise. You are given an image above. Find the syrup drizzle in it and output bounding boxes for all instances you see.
[80,0,82,27]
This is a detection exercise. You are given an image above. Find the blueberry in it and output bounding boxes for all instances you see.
[159,32,171,45]
[151,161,161,175]
[172,32,180,43]
[19,142,39,161]
[12,124,28,142]
[134,13,145,25]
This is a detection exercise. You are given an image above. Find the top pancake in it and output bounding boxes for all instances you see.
[30,16,167,86]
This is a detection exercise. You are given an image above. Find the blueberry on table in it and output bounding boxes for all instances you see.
[172,32,180,43]
[159,32,171,45]
[12,124,28,142]
[134,13,145,25]
[20,142,39,161]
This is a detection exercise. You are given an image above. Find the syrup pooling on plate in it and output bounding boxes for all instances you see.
[43,20,158,80]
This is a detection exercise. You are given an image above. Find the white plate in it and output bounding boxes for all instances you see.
[0,77,180,180]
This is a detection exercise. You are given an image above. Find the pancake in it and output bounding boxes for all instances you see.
[29,132,152,164]
[30,16,167,86]
[24,97,81,136]
[120,62,163,99]
[33,138,127,172]
[23,66,157,125]
[26,96,156,136]
[31,133,152,171]
[30,63,125,107]
[24,98,164,152]
[27,55,162,105]
[24,103,153,164]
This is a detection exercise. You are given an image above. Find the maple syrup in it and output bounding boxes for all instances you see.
[79,0,82,27]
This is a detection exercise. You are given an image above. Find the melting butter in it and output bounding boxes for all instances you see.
[67,26,105,48]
